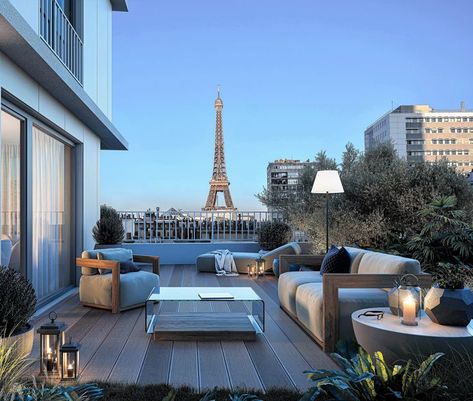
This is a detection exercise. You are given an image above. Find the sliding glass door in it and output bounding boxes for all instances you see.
[32,125,73,301]
[0,110,22,272]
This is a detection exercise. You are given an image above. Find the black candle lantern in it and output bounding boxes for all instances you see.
[60,338,80,381]
[37,312,66,377]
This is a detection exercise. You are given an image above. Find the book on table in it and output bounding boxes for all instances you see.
[198,292,234,300]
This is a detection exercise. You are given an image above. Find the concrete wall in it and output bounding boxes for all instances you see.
[122,242,262,265]
[8,0,38,33]
[0,49,101,254]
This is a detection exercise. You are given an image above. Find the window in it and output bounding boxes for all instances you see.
[438,117,443,122]
[456,117,462,122]
[425,117,431,122]
[431,139,438,144]
[438,128,444,133]
[469,117,473,122]
[425,128,431,133]
[469,128,473,133]
[32,126,74,301]
[431,118,437,122]
[469,139,473,144]
[0,110,22,273]
[451,128,456,133]
[457,128,462,133]
[463,117,468,122]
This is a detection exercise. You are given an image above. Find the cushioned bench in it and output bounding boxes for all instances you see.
[196,242,302,274]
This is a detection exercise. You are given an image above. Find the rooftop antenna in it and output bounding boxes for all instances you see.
[460,100,465,112]
[217,84,221,98]
[391,100,394,111]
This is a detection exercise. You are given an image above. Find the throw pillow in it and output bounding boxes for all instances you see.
[119,260,141,274]
[97,248,133,274]
[320,245,350,275]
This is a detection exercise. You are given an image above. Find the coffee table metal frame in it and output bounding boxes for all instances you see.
[145,286,265,337]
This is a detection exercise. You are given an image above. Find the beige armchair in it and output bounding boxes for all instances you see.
[76,252,160,314]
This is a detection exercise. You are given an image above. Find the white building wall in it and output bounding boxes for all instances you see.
[7,0,113,119]
[7,0,39,33]
[0,50,101,251]
[83,0,113,119]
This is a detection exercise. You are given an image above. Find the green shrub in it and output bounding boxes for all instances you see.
[0,268,36,335]
[302,344,446,401]
[92,205,125,245]
[257,221,292,250]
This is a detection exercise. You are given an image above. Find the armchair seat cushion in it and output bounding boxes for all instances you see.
[278,271,322,315]
[295,283,388,343]
[80,271,159,309]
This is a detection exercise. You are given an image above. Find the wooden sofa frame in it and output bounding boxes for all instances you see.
[279,254,432,352]
[76,255,160,314]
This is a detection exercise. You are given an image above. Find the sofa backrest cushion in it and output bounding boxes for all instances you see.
[344,247,368,273]
[357,251,421,275]
[97,248,133,274]
[81,250,101,275]
[262,242,301,266]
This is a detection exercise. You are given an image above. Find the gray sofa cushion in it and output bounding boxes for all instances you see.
[357,251,421,275]
[196,251,261,273]
[278,271,322,315]
[295,282,388,342]
[344,247,368,273]
[79,270,159,309]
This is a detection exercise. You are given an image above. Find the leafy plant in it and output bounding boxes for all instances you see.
[301,345,445,401]
[0,337,32,397]
[0,268,36,335]
[13,380,104,400]
[406,195,473,270]
[432,262,472,290]
[257,221,292,250]
[92,205,125,245]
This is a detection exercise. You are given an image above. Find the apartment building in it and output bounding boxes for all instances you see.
[267,159,314,200]
[0,0,128,305]
[365,104,473,174]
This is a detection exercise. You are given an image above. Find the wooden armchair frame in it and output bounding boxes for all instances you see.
[278,254,432,352]
[76,255,160,314]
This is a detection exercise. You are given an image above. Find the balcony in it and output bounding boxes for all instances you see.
[39,0,83,84]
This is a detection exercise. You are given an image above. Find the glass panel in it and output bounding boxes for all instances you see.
[32,126,73,301]
[0,110,21,271]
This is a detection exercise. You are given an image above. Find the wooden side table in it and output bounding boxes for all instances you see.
[352,307,473,363]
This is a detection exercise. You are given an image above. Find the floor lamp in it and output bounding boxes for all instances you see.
[311,170,344,252]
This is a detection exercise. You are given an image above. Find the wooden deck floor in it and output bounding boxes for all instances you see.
[30,265,336,392]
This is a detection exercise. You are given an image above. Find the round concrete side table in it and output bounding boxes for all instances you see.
[352,307,473,363]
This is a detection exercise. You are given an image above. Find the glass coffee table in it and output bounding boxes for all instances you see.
[145,287,264,341]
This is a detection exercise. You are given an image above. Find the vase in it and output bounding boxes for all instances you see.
[424,287,473,326]
[0,323,34,356]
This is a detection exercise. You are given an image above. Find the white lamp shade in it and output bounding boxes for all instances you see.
[311,170,344,194]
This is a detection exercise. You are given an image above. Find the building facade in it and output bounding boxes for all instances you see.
[365,104,473,173]
[0,0,128,306]
[267,159,314,201]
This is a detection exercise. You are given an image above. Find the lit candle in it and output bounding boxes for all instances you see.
[67,363,74,378]
[46,347,54,372]
[402,295,418,326]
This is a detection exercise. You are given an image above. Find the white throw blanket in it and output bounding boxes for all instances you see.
[212,249,239,276]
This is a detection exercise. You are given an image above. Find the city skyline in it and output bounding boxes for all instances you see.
[101,0,473,211]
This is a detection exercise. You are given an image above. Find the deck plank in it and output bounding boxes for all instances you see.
[198,342,231,390]
[139,340,173,385]
[168,341,199,388]
[80,308,141,382]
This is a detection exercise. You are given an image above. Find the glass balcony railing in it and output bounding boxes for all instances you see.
[39,0,83,84]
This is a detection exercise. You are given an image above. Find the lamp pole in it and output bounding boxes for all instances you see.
[325,192,329,253]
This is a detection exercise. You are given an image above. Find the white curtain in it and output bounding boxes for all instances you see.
[1,143,20,241]
[32,126,65,300]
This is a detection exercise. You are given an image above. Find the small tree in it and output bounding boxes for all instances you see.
[92,205,125,245]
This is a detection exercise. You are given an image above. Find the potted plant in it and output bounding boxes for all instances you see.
[258,221,292,251]
[424,263,473,326]
[92,205,125,249]
[0,267,36,355]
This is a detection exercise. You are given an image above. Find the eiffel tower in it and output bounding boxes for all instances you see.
[203,88,236,211]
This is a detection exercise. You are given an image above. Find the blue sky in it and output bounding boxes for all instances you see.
[101,0,473,211]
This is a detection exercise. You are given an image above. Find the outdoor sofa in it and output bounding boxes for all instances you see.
[76,248,160,314]
[277,247,432,351]
[196,241,302,274]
